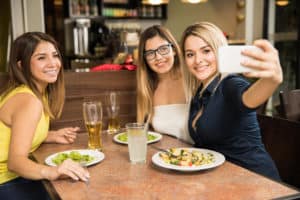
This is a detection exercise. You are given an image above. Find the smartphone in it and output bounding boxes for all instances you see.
[218,45,261,73]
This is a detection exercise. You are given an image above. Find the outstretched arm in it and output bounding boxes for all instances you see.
[241,39,283,108]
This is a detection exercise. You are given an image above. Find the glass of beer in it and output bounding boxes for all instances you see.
[125,123,147,164]
[83,101,103,151]
[106,91,121,134]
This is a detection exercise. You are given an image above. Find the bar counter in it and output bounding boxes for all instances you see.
[32,132,300,200]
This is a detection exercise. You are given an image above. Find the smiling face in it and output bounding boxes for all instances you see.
[184,35,218,85]
[144,35,175,76]
[30,41,61,91]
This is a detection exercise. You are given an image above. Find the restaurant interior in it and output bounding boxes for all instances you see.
[0,0,300,199]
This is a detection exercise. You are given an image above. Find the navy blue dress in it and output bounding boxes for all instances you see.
[188,74,280,180]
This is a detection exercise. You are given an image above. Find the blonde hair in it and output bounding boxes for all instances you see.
[3,32,65,119]
[180,22,228,101]
[137,25,184,123]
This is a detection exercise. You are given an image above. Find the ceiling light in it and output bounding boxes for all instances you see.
[142,0,169,5]
[181,0,208,4]
[276,0,289,6]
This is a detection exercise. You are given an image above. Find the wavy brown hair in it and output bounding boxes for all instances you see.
[2,32,65,119]
[137,25,184,123]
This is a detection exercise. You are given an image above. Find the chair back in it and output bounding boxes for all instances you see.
[258,114,300,188]
[279,89,300,121]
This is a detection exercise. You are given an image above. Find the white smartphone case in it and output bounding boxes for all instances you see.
[218,45,260,73]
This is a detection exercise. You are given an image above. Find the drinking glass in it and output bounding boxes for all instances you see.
[125,123,147,164]
[83,101,103,151]
[106,91,121,134]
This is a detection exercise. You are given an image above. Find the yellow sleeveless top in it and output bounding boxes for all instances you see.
[0,85,49,184]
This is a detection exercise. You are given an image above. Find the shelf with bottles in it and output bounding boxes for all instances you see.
[68,0,100,18]
[101,0,136,18]
[101,0,167,19]
[65,0,167,19]
[137,4,166,19]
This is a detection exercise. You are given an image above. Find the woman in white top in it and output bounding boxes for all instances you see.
[137,25,193,143]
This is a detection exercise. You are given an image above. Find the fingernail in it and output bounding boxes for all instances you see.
[82,177,88,182]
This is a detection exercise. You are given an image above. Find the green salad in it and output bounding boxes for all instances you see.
[52,151,94,165]
[118,132,157,142]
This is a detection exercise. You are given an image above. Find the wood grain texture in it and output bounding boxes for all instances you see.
[50,71,137,130]
[32,133,300,200]
[0,71,137,130]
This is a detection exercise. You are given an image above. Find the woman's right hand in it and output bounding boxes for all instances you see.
[240,39,283,108]
[241,39,283,84]
[44,159,90,182]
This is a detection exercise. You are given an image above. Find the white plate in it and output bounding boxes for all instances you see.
[152,147,225,172]
[45,149,105,167]
[113,131,162,145]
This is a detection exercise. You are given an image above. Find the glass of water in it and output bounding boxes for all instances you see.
[125,123,147,164]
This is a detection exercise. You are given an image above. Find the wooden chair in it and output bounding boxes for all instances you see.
[258,114,300,189]
[256,101,267,115]
[279,89,300,121]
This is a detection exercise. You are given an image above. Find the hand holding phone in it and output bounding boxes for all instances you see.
[218,45,262,73]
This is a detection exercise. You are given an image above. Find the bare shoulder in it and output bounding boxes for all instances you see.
[6,93,42,117]
[13,93,43,112]
[0,92,43,127]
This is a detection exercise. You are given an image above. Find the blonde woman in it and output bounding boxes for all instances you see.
[0,32,89,199]
[180,22,281,180]
[137,25,193,143]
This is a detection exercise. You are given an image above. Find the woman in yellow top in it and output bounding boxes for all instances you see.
[0,32,89,199]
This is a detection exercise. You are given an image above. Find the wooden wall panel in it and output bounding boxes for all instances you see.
[0,71,137,131]
[51,71,137,131]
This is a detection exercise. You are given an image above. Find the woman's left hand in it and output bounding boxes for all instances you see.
[46,127,80,144]
[241,39,283,84]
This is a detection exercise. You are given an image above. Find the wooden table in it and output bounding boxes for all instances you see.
[32,133,300,200]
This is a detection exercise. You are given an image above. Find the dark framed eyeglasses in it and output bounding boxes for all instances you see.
[144,43,172,61]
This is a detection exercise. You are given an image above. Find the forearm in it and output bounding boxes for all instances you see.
[242,78,280,108]
[8,156,57,180]
[44,130,58,143]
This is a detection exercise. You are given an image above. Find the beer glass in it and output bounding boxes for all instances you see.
[83,101,103,151]
[106,91,121,134]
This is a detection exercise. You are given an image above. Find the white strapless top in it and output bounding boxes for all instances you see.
[152,104,194,144]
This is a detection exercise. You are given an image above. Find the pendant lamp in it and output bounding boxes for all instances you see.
[276,0,289,6]
[141,0,169,5]
[181,0,208,4]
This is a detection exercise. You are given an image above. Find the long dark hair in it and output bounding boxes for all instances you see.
[2,32,65,119]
